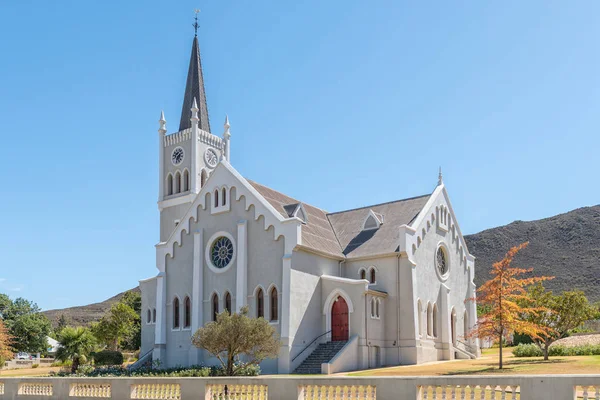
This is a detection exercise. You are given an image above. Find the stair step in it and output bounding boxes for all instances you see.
[293,341,348,375]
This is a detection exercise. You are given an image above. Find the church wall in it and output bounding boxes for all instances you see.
[160,203,192,243]
[344,256,400,366]
[165,231,195,368]
[411,197,472,363]
[140,278,157,357]
[289,250,338,368]
[162,188,285,372]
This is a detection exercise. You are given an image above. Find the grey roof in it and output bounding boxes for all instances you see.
[327,195,431,258]
[248,180,431,259]
[248,181,345,258]
[179,36,211,132]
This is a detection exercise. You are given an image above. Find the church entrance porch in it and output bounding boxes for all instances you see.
[331,296,349,341]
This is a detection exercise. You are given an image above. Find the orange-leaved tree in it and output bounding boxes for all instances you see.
[467,242,554,369]
[0,319,13,367]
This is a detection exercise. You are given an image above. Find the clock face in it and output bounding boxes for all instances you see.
[205,148,218,168]
[171,147,184,166]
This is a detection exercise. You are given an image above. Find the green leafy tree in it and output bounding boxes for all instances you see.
[0,296,51,353]
[91,302,138,351]
[191,306,280,376]
[0,294,11,317]
[55,327,96,374]
[120,291,141,350]
[522,284,596,360]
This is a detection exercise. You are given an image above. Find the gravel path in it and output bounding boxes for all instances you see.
[551,334,600,347]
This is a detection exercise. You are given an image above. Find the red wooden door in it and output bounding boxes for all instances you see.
[331,296,349,341]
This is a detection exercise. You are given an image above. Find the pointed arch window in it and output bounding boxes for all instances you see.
[222,188,227,206]
[370,268,376,284]
[376,299,380,318]
[152,308,156,324]
[147,309,152,324]
[173,297,180,329]
[184,296,191,328]
[225,292,232,314]
[201,170,207,188]
[371,298,376,318]
[427,303,432,336]
[269,287,278,322]
[167,174,173,196]
[433,304,439,338]
[360,269,366,280]
[212,293,219,322]
[256,288,264,318]
[417,300,423,337]
[214,190,219,208]
[175,171,182,194]
[183,170,190,192]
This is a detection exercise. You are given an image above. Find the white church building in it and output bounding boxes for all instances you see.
[139,31,480,374]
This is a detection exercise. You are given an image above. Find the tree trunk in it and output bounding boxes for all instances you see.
[499,333,503,369]
[544,342,549,361]
[71,357,80,374]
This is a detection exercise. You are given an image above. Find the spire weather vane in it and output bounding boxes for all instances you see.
[193,9,200,36]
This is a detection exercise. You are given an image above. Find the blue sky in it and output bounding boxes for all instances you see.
[0,1,598,311]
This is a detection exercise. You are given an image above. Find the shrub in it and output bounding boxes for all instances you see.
[51,363,261,378]
[549,345,600,357]
[51,359,72,367]
[92,351,124,366]
[31,364,39,369]
[513,343,600,357]
[512,343,543,357]
[513,332,533,346]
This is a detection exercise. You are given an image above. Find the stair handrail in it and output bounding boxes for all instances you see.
[291,330,331,363]
[127,349,153,370]
[455,339,477,355]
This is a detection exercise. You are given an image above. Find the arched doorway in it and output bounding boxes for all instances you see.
[331,296,349,341]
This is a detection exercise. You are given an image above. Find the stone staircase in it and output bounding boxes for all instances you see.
[293,341,347,374]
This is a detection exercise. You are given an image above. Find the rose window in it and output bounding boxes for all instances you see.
[436,247,448,276]
[210,237,234,269]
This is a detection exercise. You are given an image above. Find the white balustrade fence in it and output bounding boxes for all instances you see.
[0,376,597,400]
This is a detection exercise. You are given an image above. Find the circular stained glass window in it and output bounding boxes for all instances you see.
[436,247,448,276]
[210,236,234,269]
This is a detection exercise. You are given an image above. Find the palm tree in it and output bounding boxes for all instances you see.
[55,327,96,374]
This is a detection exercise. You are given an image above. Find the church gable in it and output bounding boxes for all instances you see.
[404,183,474,271]
[156,161,301,266]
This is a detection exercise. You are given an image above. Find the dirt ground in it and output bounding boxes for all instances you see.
[348,347,600,376]
[0,366,61,377]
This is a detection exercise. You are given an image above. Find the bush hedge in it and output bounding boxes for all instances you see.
[513,343,600,357]
[92,351,124,366]
[52,363,261,377]
[512,344,543,357]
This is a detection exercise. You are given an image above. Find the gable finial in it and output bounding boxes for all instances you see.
[438,166,443,186]
[158,110,167,135]
[193,9,200,37]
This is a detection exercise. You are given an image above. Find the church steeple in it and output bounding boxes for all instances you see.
[179,34,211,132]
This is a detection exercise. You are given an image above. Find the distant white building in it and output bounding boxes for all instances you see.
[46,337,60,355]
[140,30,479,374]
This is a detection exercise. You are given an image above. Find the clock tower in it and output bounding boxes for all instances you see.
[156,33,229,242]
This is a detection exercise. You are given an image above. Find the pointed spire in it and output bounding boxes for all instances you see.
[179,34,211,132]
[158,111,167,135]
[191,97,199,124]
[223,115,230,136]
[438,167,443,186]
